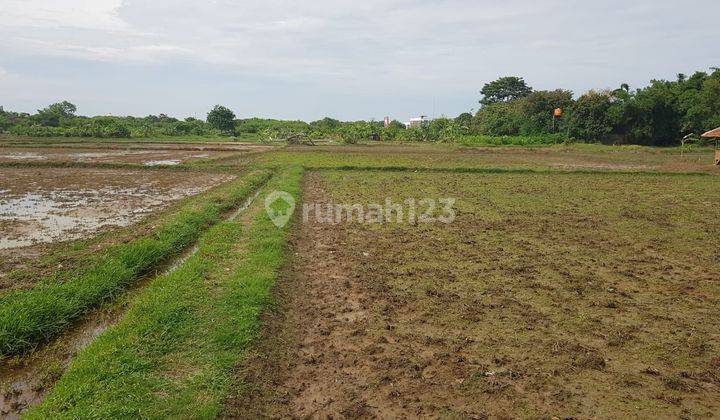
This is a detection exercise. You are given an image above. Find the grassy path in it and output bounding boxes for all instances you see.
[26,167,302,418]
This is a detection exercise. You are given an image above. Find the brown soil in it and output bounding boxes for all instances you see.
[227,171,719,419]
[226,173,485,418]
[0,147,248,165]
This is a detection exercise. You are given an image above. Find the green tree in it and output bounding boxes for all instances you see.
[473,103,521,136]
[0,114,10,132]
[206,105,236,134]
[35,101,77,127]
[568,90,616,140]
[517,89,574,134]
[387,120,405,130]
[622,80,682,145]
[454,112,473,130]
[310,117,342,132]
[480,76,533,106]
[677,70,720,135]
[339,121,373,144]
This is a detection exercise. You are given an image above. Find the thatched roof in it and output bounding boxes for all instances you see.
[701,127,720,138]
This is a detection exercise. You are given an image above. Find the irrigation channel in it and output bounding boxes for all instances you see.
[0,183,267,418]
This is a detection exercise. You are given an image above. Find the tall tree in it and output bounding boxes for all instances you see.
[480,77,533,106]
[207,105,236,134]
[35,101,77,127]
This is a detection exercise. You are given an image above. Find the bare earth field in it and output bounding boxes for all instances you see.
[0,147,244,166]
[231,169,720,418]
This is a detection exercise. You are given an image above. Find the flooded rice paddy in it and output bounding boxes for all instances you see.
[0,147,239,165]
[0,167,235,250]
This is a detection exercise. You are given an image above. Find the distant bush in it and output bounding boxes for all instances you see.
[237,118,309,135]
[338,121,375,144]
[9,120,131,138]
[5,66,719,146]
[9,125,64,137]
[0,114,12,132]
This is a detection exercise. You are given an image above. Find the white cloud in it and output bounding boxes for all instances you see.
[0,0,553,68]
[0,0,718,119]
[0,0,128,31]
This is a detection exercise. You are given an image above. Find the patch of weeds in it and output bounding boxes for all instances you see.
[662,375,695,393]
[684,333,711,357]
[607,326,638,347]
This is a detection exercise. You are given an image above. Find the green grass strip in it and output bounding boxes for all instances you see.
[26,166,303,418]
[0,170,271,357]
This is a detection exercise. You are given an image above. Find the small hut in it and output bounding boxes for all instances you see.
[701,128,720,165]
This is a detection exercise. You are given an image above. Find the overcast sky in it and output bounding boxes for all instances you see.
[0,0,718,121]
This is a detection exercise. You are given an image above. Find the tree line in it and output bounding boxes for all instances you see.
[468,69,720,145]
[1,67,718,145]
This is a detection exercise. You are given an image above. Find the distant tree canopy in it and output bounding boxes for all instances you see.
[471,70,720,145]
[207,105,236,134]
[1,68,719,146]
[454,112,473,129]
[567,90,616,140]
[480,76,533,106]
[310,117,342,132]
[34,101,77,127]
[517,89,574,134]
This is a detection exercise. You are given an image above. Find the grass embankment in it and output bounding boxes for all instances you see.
[27,166,303,418]
[0,170,271,357]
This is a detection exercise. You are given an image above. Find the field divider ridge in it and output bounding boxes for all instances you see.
[0,169,272,357]
[25,166,304,418]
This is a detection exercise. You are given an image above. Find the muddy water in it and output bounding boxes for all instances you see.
[0,152,48,161]
[0,185,265,418]
[0,184,231,250]
[0,147,248,165]
[144,159,182,166]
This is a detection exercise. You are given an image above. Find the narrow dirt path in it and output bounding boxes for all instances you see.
[226,172,381,417]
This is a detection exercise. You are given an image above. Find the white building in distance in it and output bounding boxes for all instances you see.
[405,115,431,129]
